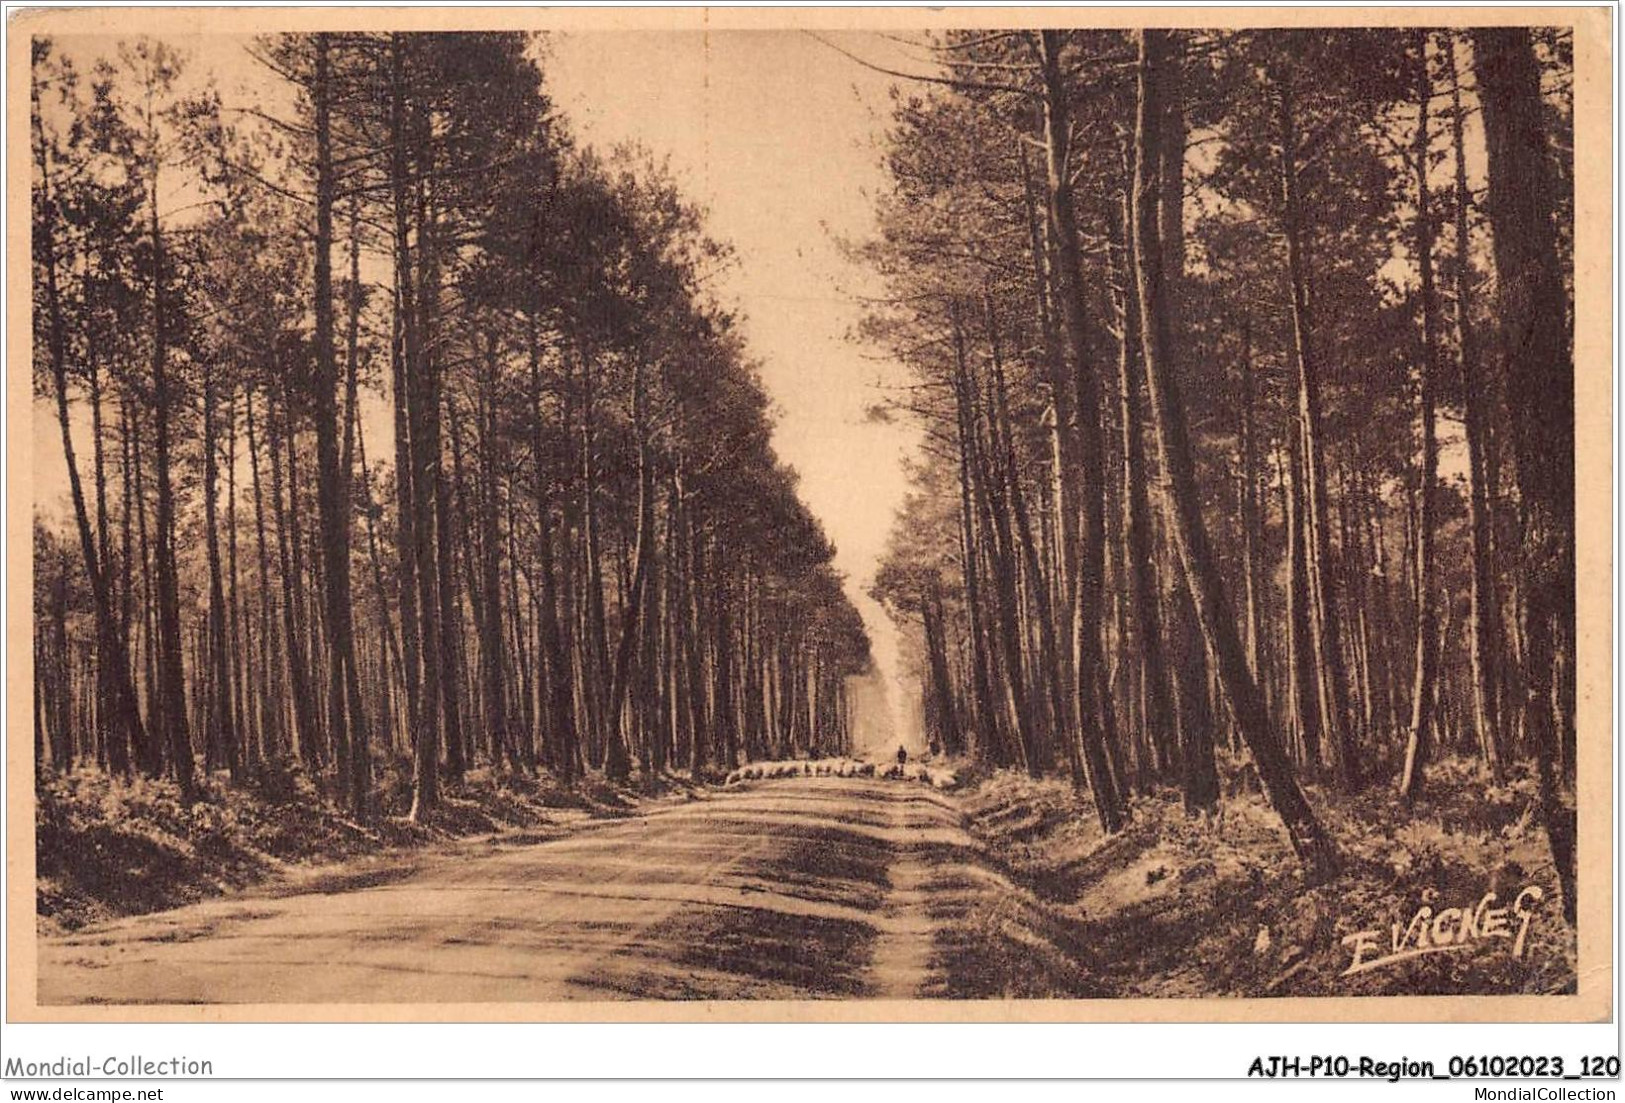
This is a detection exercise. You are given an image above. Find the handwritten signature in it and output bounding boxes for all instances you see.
[1340,885,1545,977]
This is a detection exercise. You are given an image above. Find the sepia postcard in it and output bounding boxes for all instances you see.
[5,5,1613,1025]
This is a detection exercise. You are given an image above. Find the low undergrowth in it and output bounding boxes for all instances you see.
[949,754,1577,998]
[36,756,693,934]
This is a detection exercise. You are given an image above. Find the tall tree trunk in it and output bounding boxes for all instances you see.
[604,358,654,781]
[922,578,963,754]
[506,493,537,771]
[414,141,463,794]
[133,390,165,774]
[640,496,667,775]
[311,35,368,813]
[1400,33,1443,801]
[388,34,432,815]
[1153,43,1217,808]
[951,364,1000,766]
[1036,30,1123,831]
[1449,32,1505,776]
[665,490,694,769]
[1112,176,1179,778]
[201,356,238,782]
[1276,69,1361,790]
[477,338,514,773]
[146,118,194,797]
[711,553,740,770]
[49,573,72,769]
[1474,26,1576,924]
[246,391,283,760]
[275,391,323,768]
[1284,380,1321,768]
[975,296,1050,774]
[529,319,580,784]
[437,389,470,777]
[85,331,124,774]
[578,345,612,768]
[1234,318,1268,707]
[1132,29,1336,874]
[1017,138,1081,756]
[32,96,147,782]
[119,396,152,772]
[954,313,1022,770]
[679,489,710,772]
[338,192,371,801]
[226,389,251,773]
[353,384,407,755]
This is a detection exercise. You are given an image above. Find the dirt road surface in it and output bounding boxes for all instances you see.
[39,776,985,1004]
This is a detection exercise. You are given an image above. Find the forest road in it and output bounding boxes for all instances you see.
[38,775,981,1004]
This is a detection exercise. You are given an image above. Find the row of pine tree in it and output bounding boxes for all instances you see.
[32,32,871,819]
[865,28,1576,916]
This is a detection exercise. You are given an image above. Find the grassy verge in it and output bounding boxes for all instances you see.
[36,757,706,934]
[942,755,1577,998]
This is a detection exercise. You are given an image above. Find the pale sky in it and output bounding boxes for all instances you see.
[31,29,929,748]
